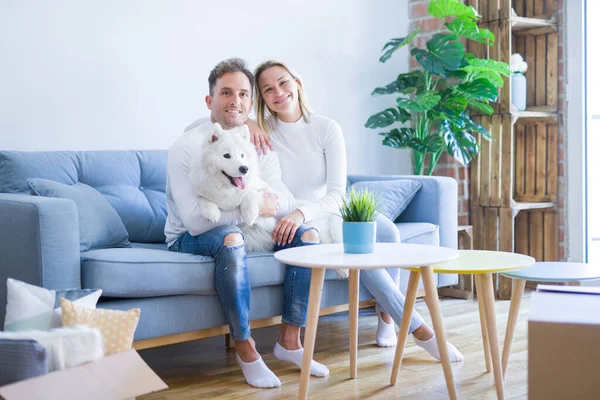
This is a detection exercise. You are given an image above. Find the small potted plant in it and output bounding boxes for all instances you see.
[340,187,381,254]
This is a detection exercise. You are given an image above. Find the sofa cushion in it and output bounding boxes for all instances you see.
[0,150,167,243]
[81,248,289,297]
[350,179,422,221]
[27,178,131,252]
[396,222,439,246]
[60,298,140,356]
[4,278,103,332]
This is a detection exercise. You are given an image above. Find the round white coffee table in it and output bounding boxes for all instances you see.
[274,243,458,400]
[500,262,600,377]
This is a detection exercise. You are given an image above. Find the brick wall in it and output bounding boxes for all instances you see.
[408,0,567,258]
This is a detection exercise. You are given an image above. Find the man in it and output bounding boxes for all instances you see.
[165,58,328,388]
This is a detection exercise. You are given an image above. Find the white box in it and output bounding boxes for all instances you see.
[0,349,167,400]
[528,285,600,400]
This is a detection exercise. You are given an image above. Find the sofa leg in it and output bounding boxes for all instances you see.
[225,334,234,349]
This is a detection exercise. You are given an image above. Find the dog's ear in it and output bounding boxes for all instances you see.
[210,133,220,143]
[240,124,250,142]
[209,123,224,144]
[238,125,250,142]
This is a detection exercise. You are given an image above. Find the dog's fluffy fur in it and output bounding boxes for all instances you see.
[189,123,343,264]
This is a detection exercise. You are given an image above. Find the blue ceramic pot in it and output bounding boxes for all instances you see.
[342,221,377,254]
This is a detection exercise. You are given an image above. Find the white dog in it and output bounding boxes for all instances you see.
[189,123,343,268]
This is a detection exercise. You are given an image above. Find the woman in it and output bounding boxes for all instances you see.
[253,60,464,363]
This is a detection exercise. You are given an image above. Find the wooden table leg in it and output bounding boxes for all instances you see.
[299,268,326,400]
[421,266,458,400]
[390,270,421,385]
[348,269,360,379]
[502,279,526,378]
[225,333,234,349]
[480,273,505,400]
[475,275,492,373]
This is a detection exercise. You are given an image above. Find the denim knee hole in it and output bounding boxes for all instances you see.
[300,228,320,244]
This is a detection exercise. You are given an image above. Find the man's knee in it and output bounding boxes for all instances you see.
[301,228,319,243]
[223,232,244,247]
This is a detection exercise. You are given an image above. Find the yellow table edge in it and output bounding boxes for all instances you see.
[402,264,532,274]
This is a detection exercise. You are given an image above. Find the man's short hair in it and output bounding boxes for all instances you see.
[208,58,254,97]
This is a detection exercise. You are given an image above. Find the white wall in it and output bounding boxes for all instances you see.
[566,0,586,262]
[0,0,412,175]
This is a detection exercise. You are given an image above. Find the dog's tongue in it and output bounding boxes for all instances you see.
[233,177,246,190]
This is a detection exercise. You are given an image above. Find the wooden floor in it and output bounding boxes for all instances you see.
[139,295,530,400]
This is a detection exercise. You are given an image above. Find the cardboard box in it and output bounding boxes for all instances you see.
[529,285,600,400]
[0,349,167,400]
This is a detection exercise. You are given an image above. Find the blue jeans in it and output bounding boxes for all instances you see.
[168,224,318,341]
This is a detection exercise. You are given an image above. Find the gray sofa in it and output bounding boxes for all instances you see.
[0,150,457,345]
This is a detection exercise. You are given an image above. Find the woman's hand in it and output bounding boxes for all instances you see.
[273,209,305,246]
[246,119,273,154]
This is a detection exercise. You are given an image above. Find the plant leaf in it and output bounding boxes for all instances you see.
[470,70,504,88]
[411,33,465,76]
[397,91,441,112]
[379,128,414,148]
[432,94,468,125]
[380,28,421,63]
[439,119,480,165]
[462,58,512,76]
[411,135,445,154]
[371,72,422,96]
[463,117,492,141]
[456,78,499,102]
[428,0,481,20]
[469,100,494,115]
[445,18,494,44]
[365,107,411,129]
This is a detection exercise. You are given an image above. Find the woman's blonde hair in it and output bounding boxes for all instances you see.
[254,60,312,133]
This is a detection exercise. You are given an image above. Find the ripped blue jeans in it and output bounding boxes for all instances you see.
[168,224,318,341]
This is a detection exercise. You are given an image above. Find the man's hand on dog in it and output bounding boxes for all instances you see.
[246,119,273,155]
[273,209,305,246]
[259,191,280,218]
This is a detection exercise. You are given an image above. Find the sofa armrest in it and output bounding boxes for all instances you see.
[375,213,401,243]
[348,175,458,249]
[0,194,81,324]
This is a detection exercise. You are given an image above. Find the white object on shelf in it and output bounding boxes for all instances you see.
[512,73,527,112]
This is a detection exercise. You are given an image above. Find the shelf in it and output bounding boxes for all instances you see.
[510,200,556,216]
[511,16,557,36]
[511,106,558,125]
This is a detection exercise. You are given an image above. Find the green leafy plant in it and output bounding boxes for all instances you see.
[365,0,512,175]
[340,187,381,222]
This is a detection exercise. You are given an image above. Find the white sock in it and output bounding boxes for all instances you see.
[235,354,281,388]
[376,304,397,347]
[413,334,464,362]
[273,342,329,377]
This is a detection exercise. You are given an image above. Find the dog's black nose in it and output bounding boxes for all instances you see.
[239,166,248,174]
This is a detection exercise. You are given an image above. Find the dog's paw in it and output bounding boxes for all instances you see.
[240,193,261,226]
[203,202,221,223]
[335,269,349,279]
[241,205,259,226]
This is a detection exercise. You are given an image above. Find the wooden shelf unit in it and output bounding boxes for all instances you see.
[467,0,559,300]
